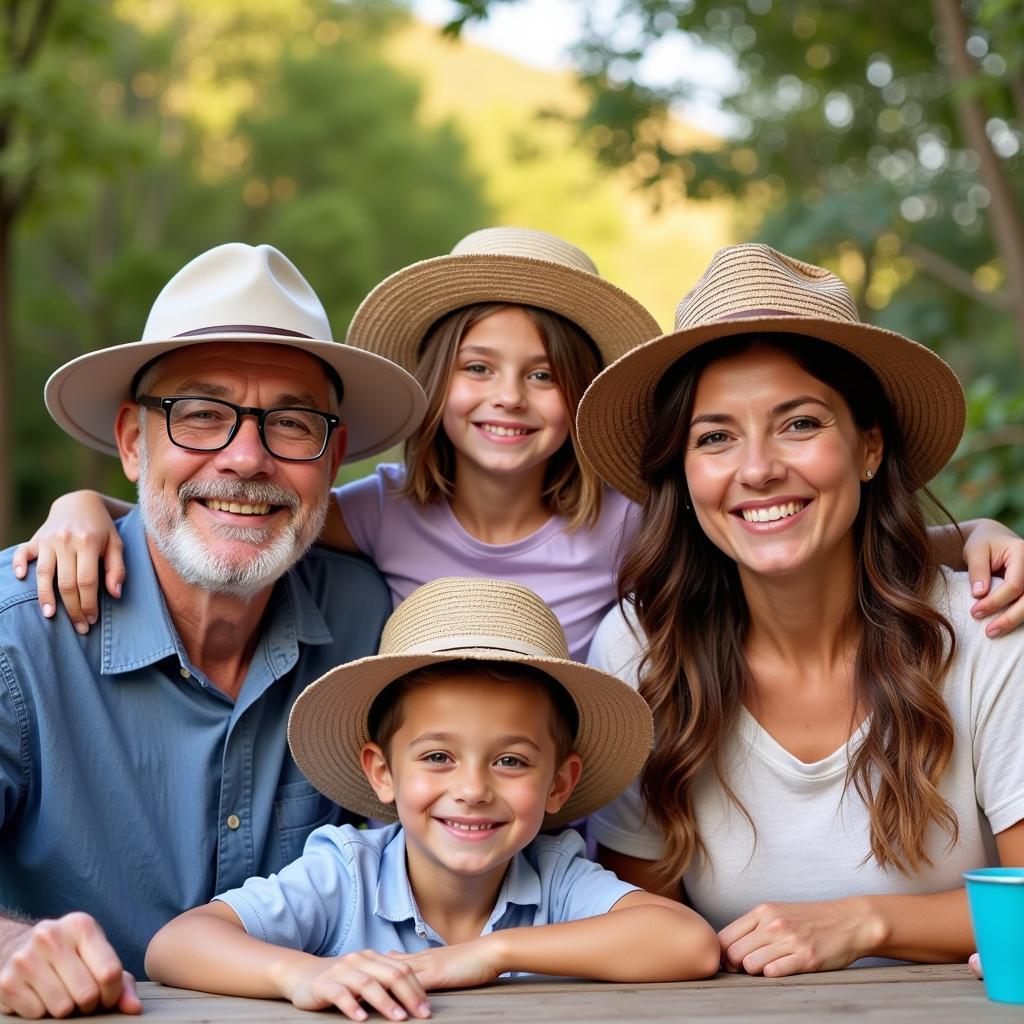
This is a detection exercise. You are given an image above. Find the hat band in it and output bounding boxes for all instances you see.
[174,324,315,339]
[397,635,557,659]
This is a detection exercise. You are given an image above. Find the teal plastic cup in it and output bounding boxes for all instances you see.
[963,867,1024,1004]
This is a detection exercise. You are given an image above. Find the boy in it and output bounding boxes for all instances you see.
[146,578,719,1019]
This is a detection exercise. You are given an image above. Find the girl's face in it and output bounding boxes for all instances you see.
[683,344,883,581]
[442,307,571,484]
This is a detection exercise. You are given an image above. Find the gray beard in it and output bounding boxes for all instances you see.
[137,439,330,599]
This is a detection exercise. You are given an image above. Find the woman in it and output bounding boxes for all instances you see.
[575,243,1024,976]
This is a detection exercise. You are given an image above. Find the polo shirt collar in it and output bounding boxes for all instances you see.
[99,509,333,677]
[372,827,543,935]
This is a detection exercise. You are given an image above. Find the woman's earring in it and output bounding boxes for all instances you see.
[864,468,874,480]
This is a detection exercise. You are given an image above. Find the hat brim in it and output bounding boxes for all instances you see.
[577,316,966,504]
[347,253,661,370]
[287,649,653,829]
[44,333,427,464]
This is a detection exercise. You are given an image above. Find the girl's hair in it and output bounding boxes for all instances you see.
[621,333,958,888]
[399,303,605,531]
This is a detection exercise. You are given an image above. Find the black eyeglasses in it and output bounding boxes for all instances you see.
[137,395,340,462]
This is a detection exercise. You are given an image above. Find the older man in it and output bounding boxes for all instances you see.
[0,244,426,1016]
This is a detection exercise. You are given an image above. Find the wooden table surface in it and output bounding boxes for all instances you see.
[94,965,1020,1022]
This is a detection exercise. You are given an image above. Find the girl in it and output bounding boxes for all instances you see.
[576,243,1024,974]
[13,230,1024,655]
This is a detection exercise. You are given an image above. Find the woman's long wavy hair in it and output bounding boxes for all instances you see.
[400,302,605,530]
[621,333,959,889]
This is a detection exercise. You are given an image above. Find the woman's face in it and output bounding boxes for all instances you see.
[683,343,883,580]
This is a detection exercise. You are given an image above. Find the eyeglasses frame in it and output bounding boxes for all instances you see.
[136,394,341,462]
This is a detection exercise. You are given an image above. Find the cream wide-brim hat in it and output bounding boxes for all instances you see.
[288,577,653,829]
[577,243,966,504]
[346,227,661,371]
[45,243,427,463]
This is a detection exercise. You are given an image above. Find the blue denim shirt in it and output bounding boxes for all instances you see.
[0,508,390,978]
[217,823,638,960]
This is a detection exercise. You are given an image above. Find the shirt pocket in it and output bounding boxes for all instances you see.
[273,780,338,864]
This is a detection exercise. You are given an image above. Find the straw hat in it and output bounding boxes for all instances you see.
[45,243,427,463]
[577,243,966,503]
[288,577,653,829]
[346,227,661,370]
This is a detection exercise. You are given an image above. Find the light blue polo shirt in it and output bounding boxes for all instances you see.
[217,823,639,959]
[0,508,391,978]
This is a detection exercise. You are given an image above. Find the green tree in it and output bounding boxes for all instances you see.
[8,0,488,543]
[447,0,1024,522]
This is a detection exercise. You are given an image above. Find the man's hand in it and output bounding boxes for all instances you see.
[0,913,141,1018]
[389,936,503,991]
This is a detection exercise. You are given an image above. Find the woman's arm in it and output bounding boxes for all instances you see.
[146,901,430,1021]
[597,846,681,901]
[718,819,1024,976]
[930,519,1024,637]
[392,891,719,989]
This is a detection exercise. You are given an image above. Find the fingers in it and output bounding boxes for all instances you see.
[118,973,143,1015]
[965,546,993,602]
[716,913,757,968]
[11,540,38,581]
[971,568,1024,639]
[0,914,127,1019]
[312,953,430,1022]
[105,538,126,600]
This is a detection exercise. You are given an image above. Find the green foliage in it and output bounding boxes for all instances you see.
[936,377,1024,533]
[7,0,489,543]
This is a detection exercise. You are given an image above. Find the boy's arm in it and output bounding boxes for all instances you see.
[392,892,719,988]
[145,901,430,1020]
[930,519,1024,636]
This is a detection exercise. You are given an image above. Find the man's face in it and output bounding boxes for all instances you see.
[116,342,345,598]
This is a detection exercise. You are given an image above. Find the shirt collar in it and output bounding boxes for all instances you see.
[483,843,542,930]
[374,828,421,925]
[99,509,333,677]
[372,827,543,934]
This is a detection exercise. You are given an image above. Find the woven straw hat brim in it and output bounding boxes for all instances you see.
[347,253,661,371]
[287,650,653,830]
[577,315,966,504]
[44,333,427,464]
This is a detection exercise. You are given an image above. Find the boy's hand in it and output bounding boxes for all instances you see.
[389,936,503,991]
[277,949,431,1021]
[0,913,141,1018]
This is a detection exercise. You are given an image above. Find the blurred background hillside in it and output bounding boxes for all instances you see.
[1,0,1021,545]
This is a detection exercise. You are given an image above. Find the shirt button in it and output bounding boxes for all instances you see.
[226,814,241,830]
[179,666,191,679]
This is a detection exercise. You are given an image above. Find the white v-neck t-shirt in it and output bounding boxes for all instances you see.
[587,569,1024,934]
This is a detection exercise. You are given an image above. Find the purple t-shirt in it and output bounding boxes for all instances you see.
[335,464,636,661]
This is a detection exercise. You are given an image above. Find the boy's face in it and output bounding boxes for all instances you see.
[361,672,582,893]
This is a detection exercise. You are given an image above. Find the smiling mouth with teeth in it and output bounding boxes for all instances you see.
[441,819,502,832]
[740,500,807,523]
[478,424,532,437]
[203,499,273,516]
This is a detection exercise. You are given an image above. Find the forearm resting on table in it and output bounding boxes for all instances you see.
[854,889,973,963]
[145,902,314,999]
[484,899,719,981]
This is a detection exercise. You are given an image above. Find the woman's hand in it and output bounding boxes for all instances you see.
[960,519,1024,638]
[969,952,982,978]
[718,898,883,977]
[388,937,502,991]
[276,949,432,1021]
[11,491,123,634]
